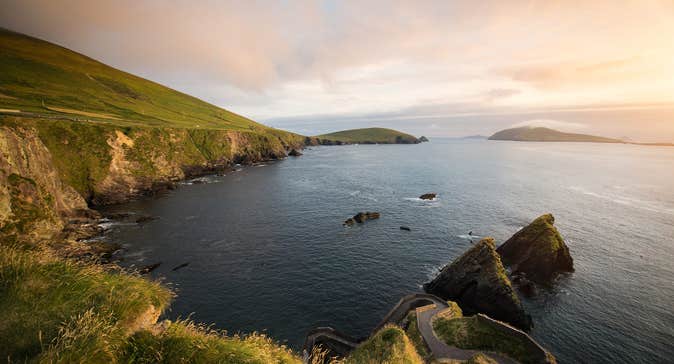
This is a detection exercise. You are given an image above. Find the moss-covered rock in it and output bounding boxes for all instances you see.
[424,238,532,330]
[497,214,574,284]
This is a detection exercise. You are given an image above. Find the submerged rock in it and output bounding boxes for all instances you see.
[343,212,380,226]
[135,215,157,224]
[171,262,190,271]
[424,238,532,330]
[497,214,574,284]
[419,193,436,200]
[139,262,162,274]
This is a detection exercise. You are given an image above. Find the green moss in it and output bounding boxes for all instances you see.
[433,316,540,364]
[345,326,423,364]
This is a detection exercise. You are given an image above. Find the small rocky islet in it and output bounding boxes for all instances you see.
[424,237,533,331]
[497,213,574,285]
[343,211,381,226]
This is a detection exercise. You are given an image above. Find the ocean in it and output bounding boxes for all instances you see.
[100,139,674,363]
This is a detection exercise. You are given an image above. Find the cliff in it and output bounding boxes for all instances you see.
[0,28,307,362]
[497,214,574,284]
[424,238,532,330]
[0,116,304,244]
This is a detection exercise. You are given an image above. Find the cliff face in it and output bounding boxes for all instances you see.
[424,238,532,330]
[497,214,574,284]
[0,116,305,242]
[0,125,89,242]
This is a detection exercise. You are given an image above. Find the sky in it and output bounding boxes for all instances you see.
[1,0,674,140]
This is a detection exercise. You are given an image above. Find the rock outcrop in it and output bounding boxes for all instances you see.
[424,238,532,330]
[288,149,302,157]
[497,214,574,284]
[343,212,380,226]
[419,193,436,200]
[419,136,429,142]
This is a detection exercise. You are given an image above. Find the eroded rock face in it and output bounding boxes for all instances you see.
[0,126,89,241]
[497,214,574,284]
[424,238,532,330]
[288,149,302,157]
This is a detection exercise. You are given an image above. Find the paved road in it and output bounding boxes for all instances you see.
[415,303,518,364]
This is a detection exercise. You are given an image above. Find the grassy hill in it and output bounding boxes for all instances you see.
[0,29,308,362]
[0,28,284,132]
[315,127,419,144]
[488,126,623,143]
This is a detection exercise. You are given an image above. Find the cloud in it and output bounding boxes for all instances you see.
[509,119,587,131]
[1,0,673,138]
[483,88,521,101]
[496,58,644,90]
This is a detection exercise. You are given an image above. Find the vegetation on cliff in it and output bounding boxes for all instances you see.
[0,244,301,363]
[434,315,554,364]
[488,126,622,143]
[315,127,419,144]
[342,326,423,364]
[0,244,171,362]
[0,29,307,364]
[424,238,532,330]
[497,214,574,284]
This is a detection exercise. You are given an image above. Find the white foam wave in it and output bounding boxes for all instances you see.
[569,186,674,215]
[457,234,482,240]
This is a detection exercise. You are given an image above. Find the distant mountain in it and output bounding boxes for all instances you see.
[461,135,488,140]
[488,126,623,143]
[314,127,419,144]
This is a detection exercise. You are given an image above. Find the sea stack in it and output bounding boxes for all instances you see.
[497,214,574,284]
[424,238,532,330]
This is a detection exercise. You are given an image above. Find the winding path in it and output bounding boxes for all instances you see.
[303,293,519,363]
[415,303,517,363]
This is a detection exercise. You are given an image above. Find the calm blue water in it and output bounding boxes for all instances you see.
[101,140,674,363]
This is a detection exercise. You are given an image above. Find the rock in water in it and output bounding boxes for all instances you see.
[419,193,436,200]
[343,212,380,226]
[288,149,303,157]
[424,238,532,330]
[497,214,574,284]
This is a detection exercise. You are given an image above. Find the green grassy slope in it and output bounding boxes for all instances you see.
[316,127,419,144]
[488,126,623,143]
[0,244,301,363]
[0,28,283,132]
[343,326,423,364]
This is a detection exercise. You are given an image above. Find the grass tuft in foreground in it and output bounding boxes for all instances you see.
[341,325,423,364]
[0,243,172,362]
[121,319,301,364]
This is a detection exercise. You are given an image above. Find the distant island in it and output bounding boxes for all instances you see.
[488,126,622,143]
[456,135,487,140]
[313,127,420,145]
